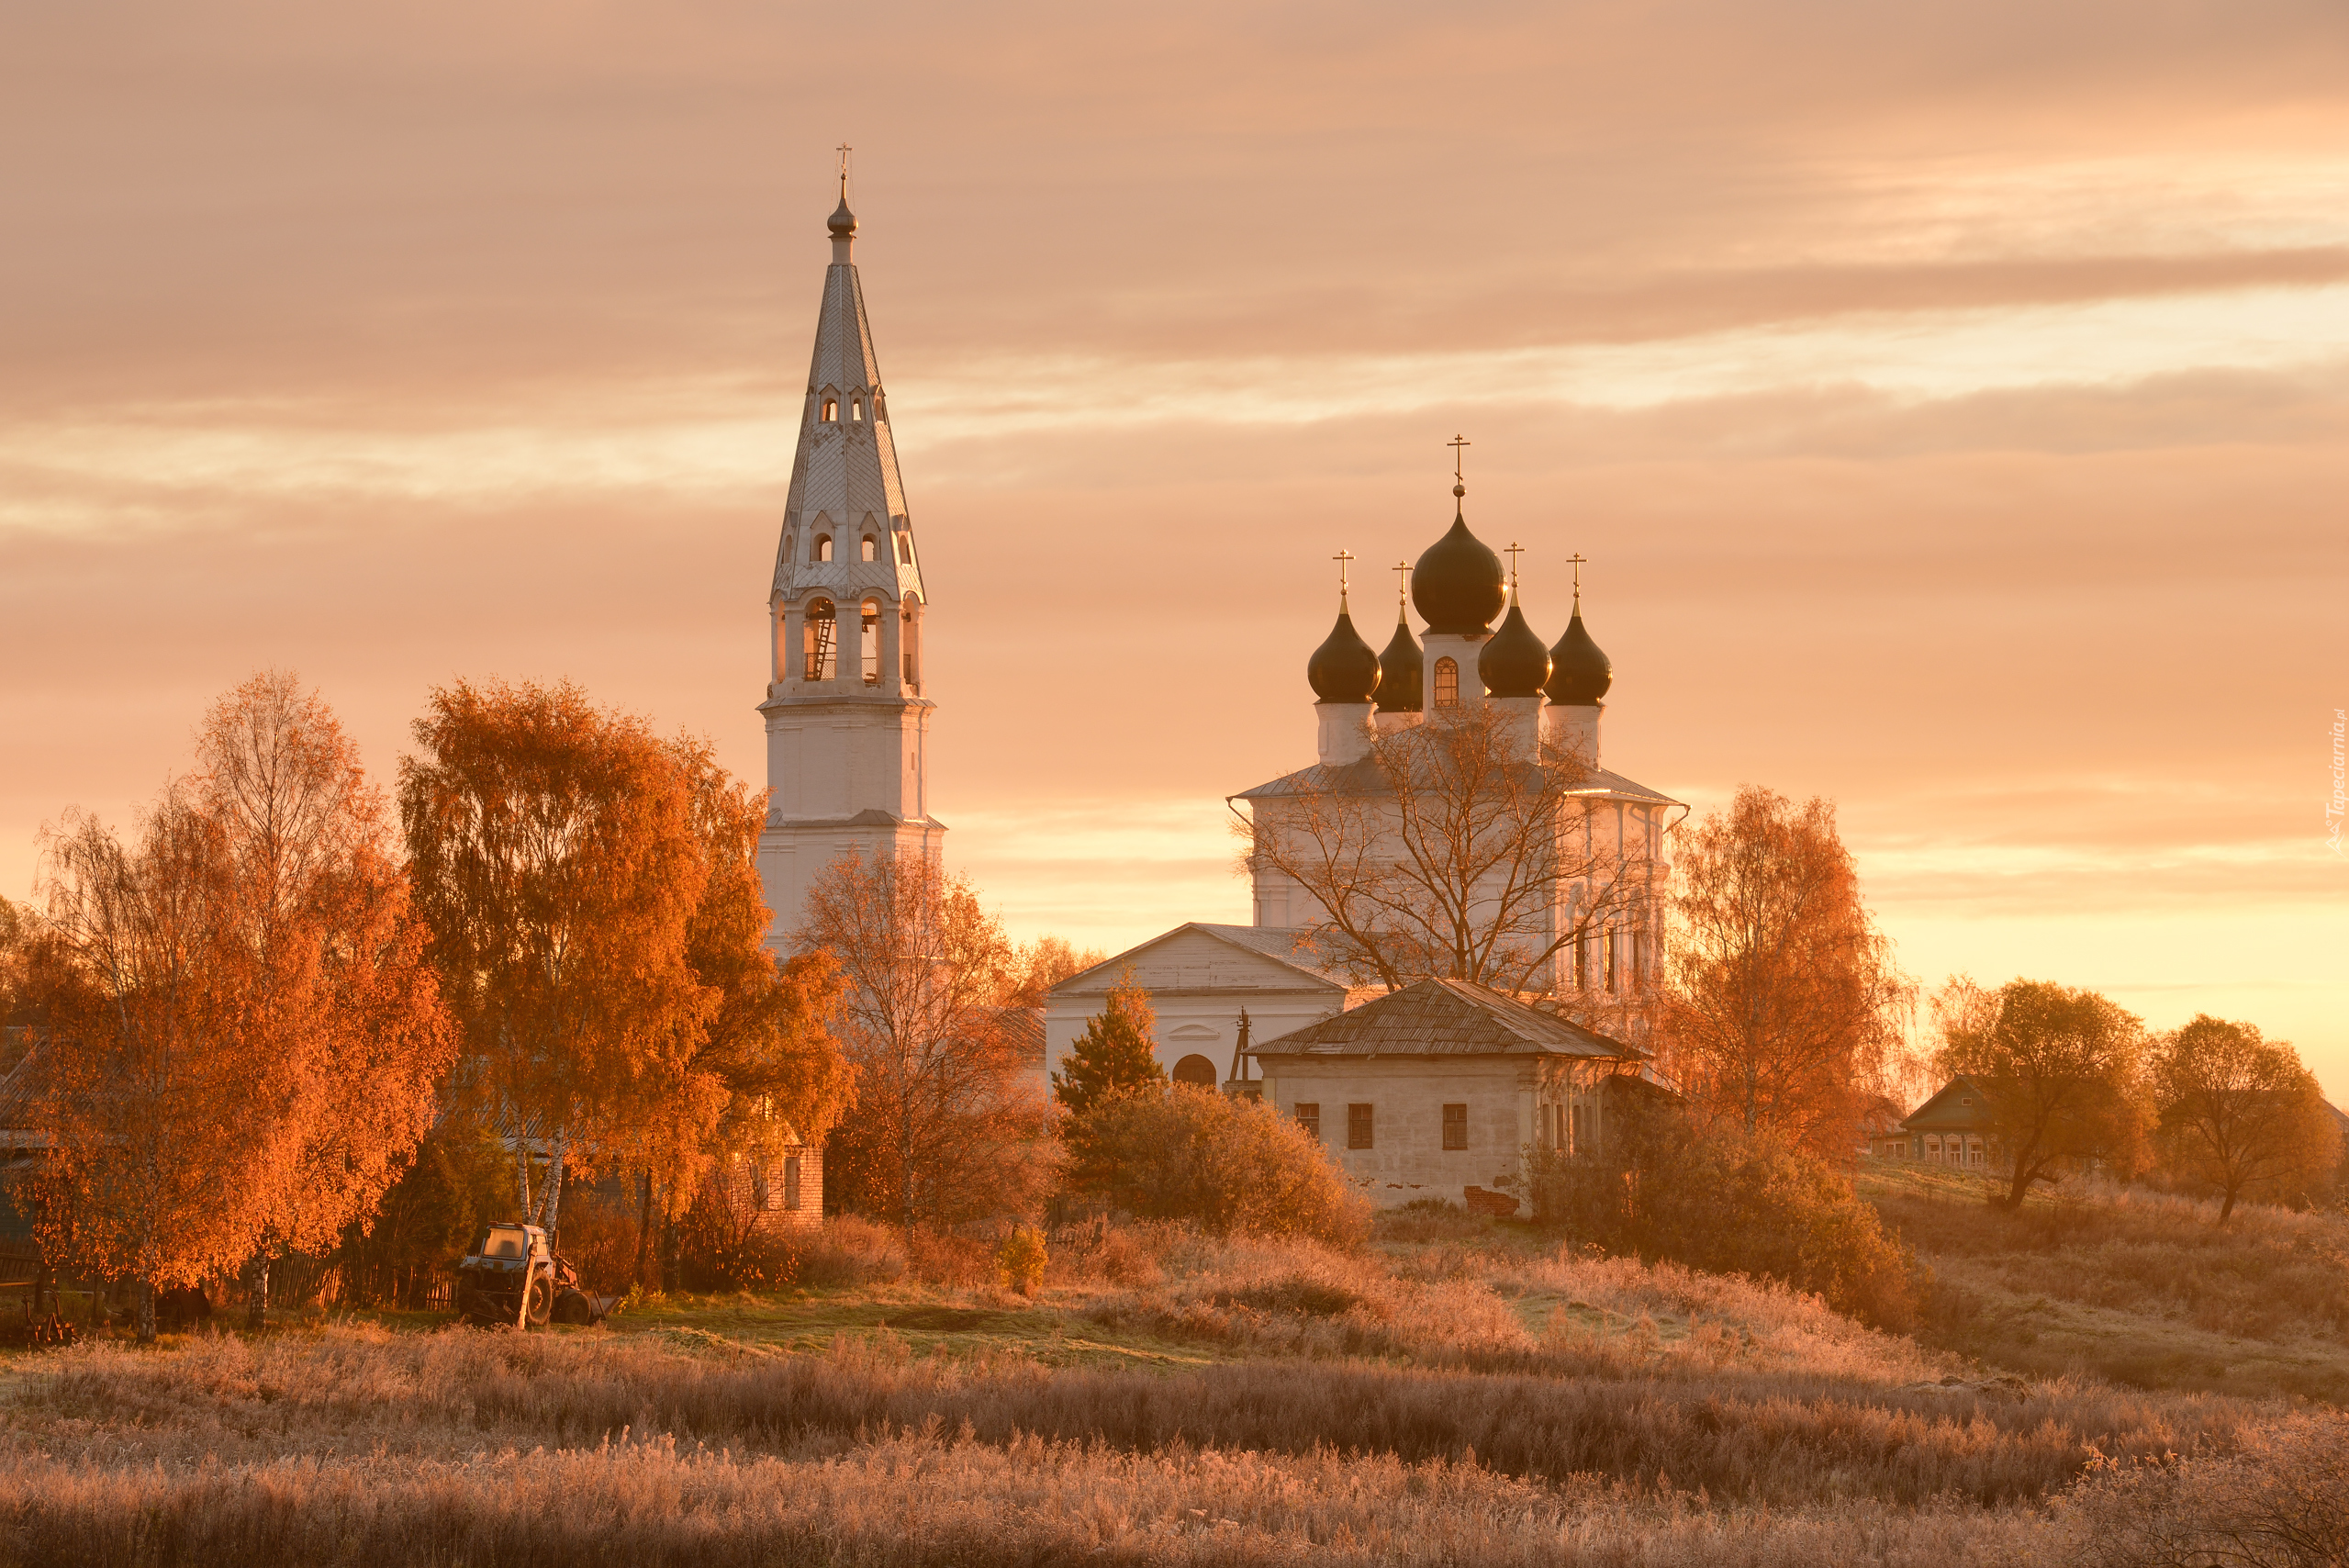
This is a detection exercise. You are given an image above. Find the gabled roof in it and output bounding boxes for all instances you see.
[1247,976,1639,1060]
[1231,756,1678,808]
[1045,924,1354,998]
[1900,1076,2001,1133]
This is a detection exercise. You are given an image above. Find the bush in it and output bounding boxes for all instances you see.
[1065,1085,1370,1247]
[553,1193,640,1294]
[1536,1101,1923,1327]
[995,1226,1047,1295]
[676,1182,799,1293]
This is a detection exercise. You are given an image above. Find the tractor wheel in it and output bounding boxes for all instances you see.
[551,1287,598,1327]
[524,1275,554,1328]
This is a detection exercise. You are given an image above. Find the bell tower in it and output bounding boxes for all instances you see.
[757,172,943,946]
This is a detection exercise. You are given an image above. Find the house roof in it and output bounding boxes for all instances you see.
[1247,976,1639,1060]
[1900,1076,2001,1133]
[0,1041,51,1149]
[1046,923,1354,997]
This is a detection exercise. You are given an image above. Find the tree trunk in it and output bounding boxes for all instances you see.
[33,1259,53,1319]
[244,1253,271,1331]
[634,1170,654,1288]
[2219,1183,2239,1224]
[136,1279,156,1345]
[516,1141,534,1220]
[541,1127,569,1242]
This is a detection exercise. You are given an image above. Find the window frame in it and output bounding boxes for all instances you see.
[1441,1103,1468,1151]
[1347,1103,1374,1150]
[1294,1103,1321,1139]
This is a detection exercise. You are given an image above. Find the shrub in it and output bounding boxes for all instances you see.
[1065,1085,1370,1246]
[554,1192,641,1294]
[1538,1101,1923,1327]
[676,1182,798,1292]
[996,1226,1047,1295]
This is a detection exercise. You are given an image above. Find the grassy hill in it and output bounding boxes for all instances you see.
[1859,1158,2349,1404]
[3,1202,2339,1564]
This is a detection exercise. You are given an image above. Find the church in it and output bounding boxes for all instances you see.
[750,178,1677,1212]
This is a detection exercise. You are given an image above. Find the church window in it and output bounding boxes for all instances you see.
[860,599,882,685]
[1574,931,1592,991]
[821,397,838,421]
[784,1155,802,1211]
[1604,930,1618,993]
[850,398,864,420]
[901,609,921,690]
[813,534,833,564]
[1294,1103,1321,1139]
[803,599,837,681]
[897,532,912,563]
[1348,1103,1374,1149]
[1442,1103,1468,1150]
[1173,1054,1218,1088]
[861,535,878,562]
[1432,656,1460,708]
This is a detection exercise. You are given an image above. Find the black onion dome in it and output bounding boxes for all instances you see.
[1307,608,1381,702]
[1374,614,1423,711]
[828,195,858,236]
[1410,506,1506,635]
[1479,602,1551,698]
[1544,610,1612,704]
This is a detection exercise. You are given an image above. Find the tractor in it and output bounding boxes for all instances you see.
[453,1222,610,1329]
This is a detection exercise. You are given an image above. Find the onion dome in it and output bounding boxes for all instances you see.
[1545,607,1612,704]
[1307,604,1381,702]
[1374,612,1423,712]
[828,195,858,237]
[1410,495,1506,635]
[1479,598,1551,698]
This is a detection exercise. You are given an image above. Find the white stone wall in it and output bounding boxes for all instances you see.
[1257,1055,1614,1209]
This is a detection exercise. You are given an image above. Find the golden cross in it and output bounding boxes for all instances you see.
[1504,542,1525,588]
[1393,558,1410,610]
[1565,551,1588,605]
[1447,433,1471,483]
[836,143,853,194]
[1333,548,1355,603]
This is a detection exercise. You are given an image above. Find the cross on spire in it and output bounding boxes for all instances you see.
[836,143,852,196]
[1565,552,1588,608]
[1447,433,1471,496]
[1504,541,1525,592]
[1393,558,1410,612]
[1333,548,1355,607]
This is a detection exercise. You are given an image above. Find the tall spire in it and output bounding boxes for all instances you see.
[773,178,923,610]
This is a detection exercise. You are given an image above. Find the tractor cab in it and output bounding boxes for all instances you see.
[454,1221,604,1329]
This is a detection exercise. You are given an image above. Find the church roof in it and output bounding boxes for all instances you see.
[1231,757,1679,807]
[1247,977,1639,1060]
[1046,923,1355,997]
[774,196,926,608]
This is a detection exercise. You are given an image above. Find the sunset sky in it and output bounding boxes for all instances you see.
[5,2,2344,1094]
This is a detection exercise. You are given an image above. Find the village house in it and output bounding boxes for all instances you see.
[1245,977,1645,1209]
[1870,1076,2001,1168]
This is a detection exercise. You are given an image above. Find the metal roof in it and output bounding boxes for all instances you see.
[1230,757,1679,808]
[1247,976,1639,1060]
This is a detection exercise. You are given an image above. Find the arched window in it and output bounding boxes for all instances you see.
[860,535,878,562]
[1172,1055,1219,1089]
[812,534,833,563]
[860,599,881,686]
[900,607,920,689]
[802,599,836,681]
[1432,655,1460,708]
[897,532,912,563]
[849,398,864,421]
[821,398,838,421]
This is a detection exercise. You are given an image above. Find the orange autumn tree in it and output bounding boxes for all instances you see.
[1659,787,1915,1162]
[30,796,253,1341]
[29,674,452,1339]
[615,737,854,1283]
[196,672,453,1327]
[400,680,714,1234]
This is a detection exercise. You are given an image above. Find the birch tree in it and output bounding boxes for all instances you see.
[400,680,711,1232]
[1659,787,1914,1161]
[2151,1015,2340,1221]
[1935,977,2151,1209]
[196,672,453,1327]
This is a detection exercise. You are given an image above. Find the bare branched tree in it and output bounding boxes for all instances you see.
[798,848,1052,1226]
[1232,704,1662,1000]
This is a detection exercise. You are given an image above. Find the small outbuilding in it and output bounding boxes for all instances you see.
[1245,977,1645,1209]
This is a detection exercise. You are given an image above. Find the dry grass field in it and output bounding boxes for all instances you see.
[3,1193,2343,1565]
